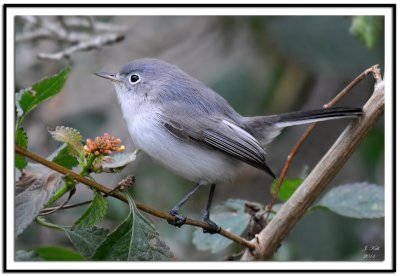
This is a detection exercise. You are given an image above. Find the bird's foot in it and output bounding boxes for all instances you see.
[202,215,221,234]
[168,209,186,227]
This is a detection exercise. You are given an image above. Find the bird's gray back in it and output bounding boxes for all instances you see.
[124,58,242,123]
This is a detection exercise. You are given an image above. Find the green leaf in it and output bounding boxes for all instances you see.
[315,182,384,219]
[16,127,28,148]
[15,250,43,261]
[73,189,108,229]
[48,126,83,158]
[16,155,28,171]
[192,199,251,253]
[51,145,79,169]
[350,16,383,49]
[271,178,303,202]
[63,226,109,258]
[35,246,85,261]
[92,191,173,261]
[15,127,28,171]
[16,67,70,125]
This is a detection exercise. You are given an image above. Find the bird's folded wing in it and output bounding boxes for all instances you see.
[157,113,276,178]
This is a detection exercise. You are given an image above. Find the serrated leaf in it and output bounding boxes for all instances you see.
[92,191,173,261]
[15,164,63,236]
[99,152,137,173]
[15,127,28,171]
[192,199,251,253]
[73,189,108,229]
[63,226,109,258]
[16,127,28,148]
[16,67,70,124]
[271,178,303,202]
[315,182,384,219]
[350,16,383,49]
[16,155,28,171]
[48,126,83,157]
[15,250,43,261]
[35,246,85,261]
[51,145,79,169]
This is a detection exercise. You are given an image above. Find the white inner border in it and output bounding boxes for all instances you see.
[4,5,394,271]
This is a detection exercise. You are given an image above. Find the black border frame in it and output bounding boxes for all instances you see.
[2,3,396,273]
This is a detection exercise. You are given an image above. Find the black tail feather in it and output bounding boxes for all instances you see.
[268,107,363,125]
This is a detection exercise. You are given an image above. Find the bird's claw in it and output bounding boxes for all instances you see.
[168,209,186,227]
[202,215,221,234]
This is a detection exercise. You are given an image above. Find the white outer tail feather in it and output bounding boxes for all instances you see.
[274,115,358,128]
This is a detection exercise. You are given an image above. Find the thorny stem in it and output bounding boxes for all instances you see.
[15,145,256,251]
[266,64,382,220]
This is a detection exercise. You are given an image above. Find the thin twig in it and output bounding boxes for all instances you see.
[40,187,76,216]
[41,200,92,215]
[104,175,135,197]
[324,65,381,108]
[266,124,317,220]
[15,145,256,251]
[63,17,127,33]
[17,16,124,43]
[15,29,91,44]
[266,65,382,220]
[41,176,135,215]
[242,68,384,260]
[16,16,126,61]
[37,33,125,61]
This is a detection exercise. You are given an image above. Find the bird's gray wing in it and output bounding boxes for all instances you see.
[157,112,276,178]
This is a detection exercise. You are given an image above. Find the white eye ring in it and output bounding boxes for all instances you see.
[129,74,141,84]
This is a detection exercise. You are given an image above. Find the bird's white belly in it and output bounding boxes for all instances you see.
[127,113,239,184]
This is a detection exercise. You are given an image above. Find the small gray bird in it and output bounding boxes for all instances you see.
[95,58,362,233]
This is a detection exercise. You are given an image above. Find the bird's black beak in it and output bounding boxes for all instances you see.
[94,72,122,83]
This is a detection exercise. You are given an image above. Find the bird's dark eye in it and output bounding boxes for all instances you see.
[129,74,140,84]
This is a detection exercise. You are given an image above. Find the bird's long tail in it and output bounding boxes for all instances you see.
[244,107,363,146]
[266,107,363,128]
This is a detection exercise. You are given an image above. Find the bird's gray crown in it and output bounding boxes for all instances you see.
[118,58,179,76]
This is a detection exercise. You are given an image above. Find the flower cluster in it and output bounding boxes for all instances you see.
[83,133,125,156]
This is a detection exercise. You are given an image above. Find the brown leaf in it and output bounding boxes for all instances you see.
[244,202,268,240]
[15,164,62,236]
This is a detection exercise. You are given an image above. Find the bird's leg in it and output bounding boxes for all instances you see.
[202,183,221,234]
[168,182,202,227]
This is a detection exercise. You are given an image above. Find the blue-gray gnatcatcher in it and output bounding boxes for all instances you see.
[95,58,362,233]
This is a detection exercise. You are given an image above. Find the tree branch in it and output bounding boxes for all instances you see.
[266,65,381,219]
[16,16,126,61]
[15,145,256,251]
[37,33,125,61]
[241,77,385,260]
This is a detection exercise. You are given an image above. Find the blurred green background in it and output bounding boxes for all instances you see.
[15,16,384,261]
